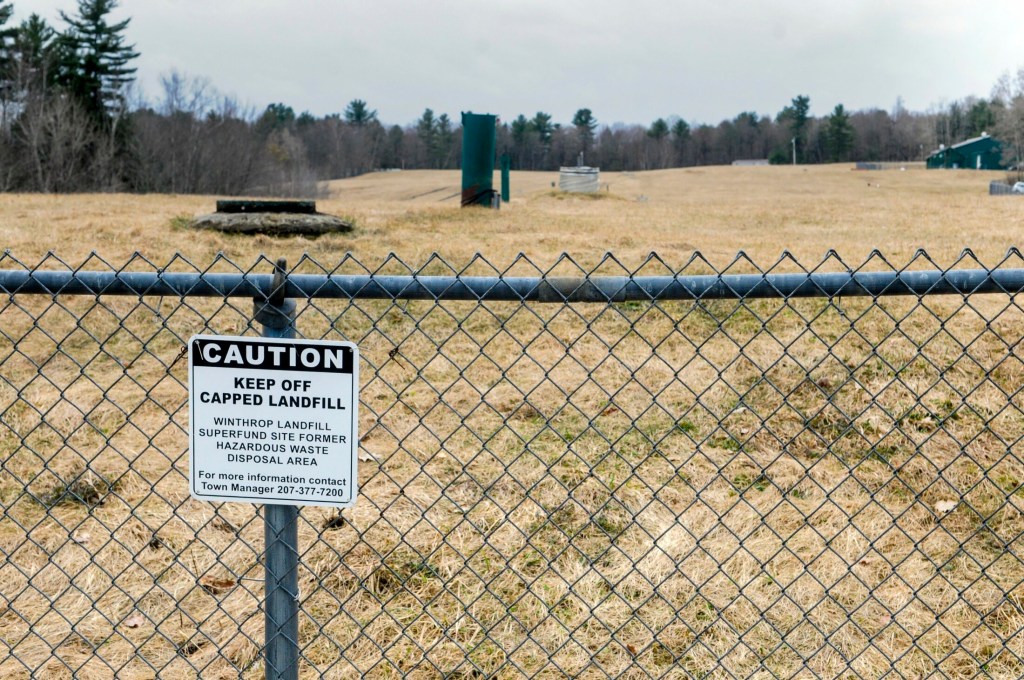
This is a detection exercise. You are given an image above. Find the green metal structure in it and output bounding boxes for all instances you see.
[461,112,497,207]
[500,153,511,203]
[927,134,1005,170]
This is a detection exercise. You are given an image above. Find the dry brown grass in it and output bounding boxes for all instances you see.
[0,163,1020,269]
[2,165,1024,678]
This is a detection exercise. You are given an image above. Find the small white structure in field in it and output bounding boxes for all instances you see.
[559,166,600,193]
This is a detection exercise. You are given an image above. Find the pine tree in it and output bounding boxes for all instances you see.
[967,100,996,138]
[529,112,553,145]
[509,114,531,168]
[572,108,597,154]
[14,14,57,91]
[257,102,296,134]
[344,99,376,127]
[416,108,436,166]
[434,113,453,168]
[825,104,854,162]
[0,2,16,109]
[647,118,669,139]
[671,118,690,164]
[0,3,13,59]
[670,118,690,141]
[778,95,811,162]
[57,0,138,122]
[510,114,529,147]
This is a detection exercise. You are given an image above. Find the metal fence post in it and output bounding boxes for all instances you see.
[254,258,299,680]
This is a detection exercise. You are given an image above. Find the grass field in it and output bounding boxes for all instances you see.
[0,163,1020,269]
[2,165,1024,678]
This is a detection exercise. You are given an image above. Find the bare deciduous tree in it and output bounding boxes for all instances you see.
[992,68,1024,179]
[16,91,99,191]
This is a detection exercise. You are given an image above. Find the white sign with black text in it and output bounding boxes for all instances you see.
[188,335,359,507]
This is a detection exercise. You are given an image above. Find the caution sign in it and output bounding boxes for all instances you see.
[188,335,359,507]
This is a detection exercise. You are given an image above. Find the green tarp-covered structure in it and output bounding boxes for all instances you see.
[927,134,1006,170]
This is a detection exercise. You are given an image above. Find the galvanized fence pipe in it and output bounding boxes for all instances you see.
[254,260,300,680]
[2,267,1024,300]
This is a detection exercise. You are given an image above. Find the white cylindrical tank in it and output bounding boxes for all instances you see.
[559,166,600,193]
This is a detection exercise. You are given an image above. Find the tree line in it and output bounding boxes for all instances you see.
[2,1,1024,196]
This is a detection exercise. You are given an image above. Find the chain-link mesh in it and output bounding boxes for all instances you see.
[2,250,1024,678]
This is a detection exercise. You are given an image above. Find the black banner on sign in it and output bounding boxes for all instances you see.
[191,338,354,374]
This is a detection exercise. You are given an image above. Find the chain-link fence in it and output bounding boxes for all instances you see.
[3,250,1024,678]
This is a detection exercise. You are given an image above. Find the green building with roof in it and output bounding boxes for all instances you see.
[926,133,1005,170]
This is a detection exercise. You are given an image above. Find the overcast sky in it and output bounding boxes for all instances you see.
[13,0,1024,127]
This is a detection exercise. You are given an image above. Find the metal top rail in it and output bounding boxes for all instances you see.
[0,267,1022,301]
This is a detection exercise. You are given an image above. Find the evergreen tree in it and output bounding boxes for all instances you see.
[670,118,690,141]
[0,2,13,61]
[57,0,138,122]
[509,113,532,168]
[947,101,964,142]
[529,111,553,145]
[0,2,16,108]
[967,100,996,138]
[14,14,57,89]
[647,118,669,139]
[255,102,295,140]
[825,104,854,162]
[344,99,376,126]
[435,113,453,168]
[671,118,690,164]
[510,114,529,145]
[382,124,404,168]
[572,108,596,154]
[778,94,811,162]
[416,108,436,166]
[647,118,671,168]
[263,103,295,127]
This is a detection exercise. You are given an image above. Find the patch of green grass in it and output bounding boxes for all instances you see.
[651,642,675,666]
[934,398,962,426]
[711,435,742,452]
[168,214,192,230]
[867,445,899,464]
[613,299,649,313]
[898,406,938,432]
[732,473,770,492]
[594,513,625,537]
[558,425,583,442]
[694,599,716,622]
[676,419,698,435]
[993,472,1022,495]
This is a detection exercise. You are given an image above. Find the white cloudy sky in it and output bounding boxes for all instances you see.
[13,0,1024,127]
